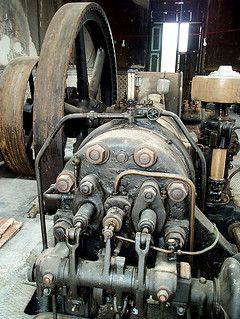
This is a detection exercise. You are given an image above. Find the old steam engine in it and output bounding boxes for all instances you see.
[23,3,240,319]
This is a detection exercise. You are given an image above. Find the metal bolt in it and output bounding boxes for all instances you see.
[167,238,176,245]
[157,289,169,302]
[167,182,188,202]
[199,277,207,284]
[53,220,70,241]
[80,181,94,195]
[134,147,156,168]
[116,151,128,163]
[143,186,157,202]
[43,288,51,296]
[124,205,130,212]
[132,308,139,315]
[86,144,109,164]
[43,273,54,285]
[56,170,75,193]
[177,306,185,316]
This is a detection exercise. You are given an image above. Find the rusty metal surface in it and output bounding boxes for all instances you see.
[33,2,117,191]
[0,56,38,175]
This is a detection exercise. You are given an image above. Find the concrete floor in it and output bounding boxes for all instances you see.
[0,165,50,319]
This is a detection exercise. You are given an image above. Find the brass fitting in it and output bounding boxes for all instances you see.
[210,148,227,180]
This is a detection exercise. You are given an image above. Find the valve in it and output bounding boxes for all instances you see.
[138,209,157,234]
[102,207,125,241]
[73,203,95,229]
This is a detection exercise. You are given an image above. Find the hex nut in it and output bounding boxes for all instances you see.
[134,147,156,168]
[80,181,94,195]
[157,289,169,302]
[56,170,75,193]
[86,144,109,164]
[116,151,129,163]
[43,273,54,285]
[143,186,157,202]
[167,182,188,202]
[199,277,207,284]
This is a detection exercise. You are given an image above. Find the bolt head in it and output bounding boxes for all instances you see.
[56,170,74,193]
[43,273,54,285]
[143,186,157,202]
[43,288,51,296]
[86,144,109,164]
[157,289,169,302]
[177,306,185,315]
[167,238,176,245]
[80,181,94,195]
[167,182,188,202]
[53,226,66,241]
[134,147,156,168]
[199,277,207,284]
[132,308,139,315]
[116,151,128,163]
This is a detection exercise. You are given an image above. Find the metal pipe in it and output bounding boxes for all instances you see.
[35,112,143,250]
[159,109,206,209]
[175,2,183,72]
[114,169,196,252]
[210,148,227,180]
[116,224,219,256]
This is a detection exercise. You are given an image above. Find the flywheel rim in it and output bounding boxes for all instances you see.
[0,56,38,175]
[33,2,117,190]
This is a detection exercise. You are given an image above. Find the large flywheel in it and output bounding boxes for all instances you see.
[0,56,38,175]
[33,2,117,190]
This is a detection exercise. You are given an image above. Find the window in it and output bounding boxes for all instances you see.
[151,26,161,51]
[160,22,189,72]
